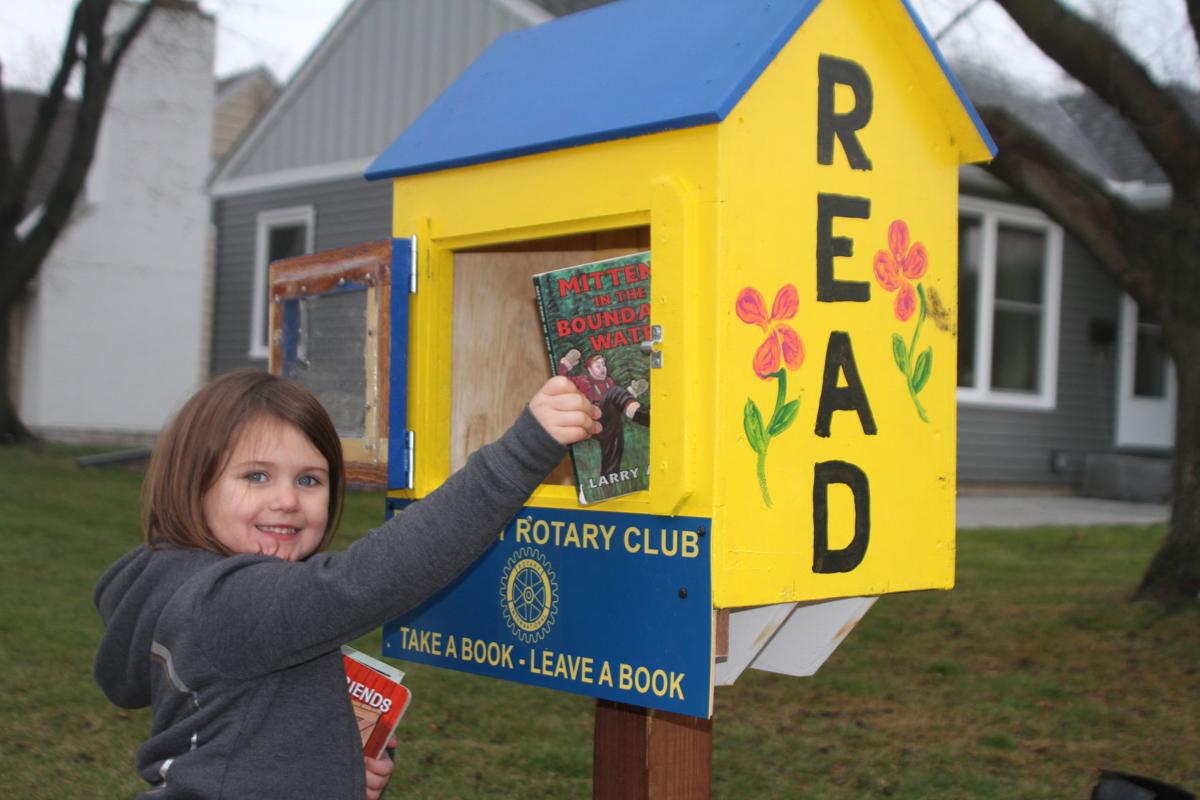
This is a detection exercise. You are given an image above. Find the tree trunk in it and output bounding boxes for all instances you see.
[0,0,159,445]
[978,106,1200,612]
[0,297,34,444]
[1133,325,1200,610]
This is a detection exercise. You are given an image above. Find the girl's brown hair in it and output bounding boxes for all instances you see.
[141,370,345,555]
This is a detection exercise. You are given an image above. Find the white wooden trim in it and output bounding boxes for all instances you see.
[1114,294,1177,448]
[958,164,1009,193]
[250,206,315,359]
[958,194,1057,230]
[210,158,373,198]
[490,0,554,25]
[1104,179,1171,210]
[956,196,1062,411]
[960,166,1171,210]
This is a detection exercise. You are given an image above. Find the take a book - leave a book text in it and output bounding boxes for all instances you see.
[342,646,412,759]
[532,251,652,504]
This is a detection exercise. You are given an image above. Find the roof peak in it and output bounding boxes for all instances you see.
[368,0,993,181]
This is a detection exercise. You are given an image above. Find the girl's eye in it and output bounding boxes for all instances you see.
[243,471,268,483]
[297,475,323,488]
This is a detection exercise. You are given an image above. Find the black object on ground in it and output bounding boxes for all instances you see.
[1092,771,1195,800]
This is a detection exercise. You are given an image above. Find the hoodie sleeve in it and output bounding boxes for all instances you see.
[161,406,565,683]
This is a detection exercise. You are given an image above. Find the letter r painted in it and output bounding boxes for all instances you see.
[817,54,874,170]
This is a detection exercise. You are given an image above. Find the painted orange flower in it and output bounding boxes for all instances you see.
[874,220,929,321]
[736,284,805,378]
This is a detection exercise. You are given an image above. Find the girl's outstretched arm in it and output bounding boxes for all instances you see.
[176,379,598,678]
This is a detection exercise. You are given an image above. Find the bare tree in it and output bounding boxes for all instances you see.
[977,0,1199,610]
[0,0,160,443]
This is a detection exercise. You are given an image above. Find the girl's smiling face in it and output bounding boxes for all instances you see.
[202,415,330,561]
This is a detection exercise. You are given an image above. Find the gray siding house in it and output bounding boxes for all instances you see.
[950,67,1178,495]
[207,0,1176,495]
[208,0,610,375]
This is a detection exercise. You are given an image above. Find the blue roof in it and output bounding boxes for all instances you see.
[366,0,994,181]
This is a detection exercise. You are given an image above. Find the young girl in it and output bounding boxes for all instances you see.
[94,369,598,799]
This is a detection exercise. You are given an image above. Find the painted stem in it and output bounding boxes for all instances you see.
[907,371,930,423]
[755,368,789,508]
[906,285,930,423]
[768,369,788,430]
[756,448,772,508]
[908,284,927,366]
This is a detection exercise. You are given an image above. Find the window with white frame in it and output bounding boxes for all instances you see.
[250,206,315,358]
[1130,301,1169,399]
[956,197,1062,409]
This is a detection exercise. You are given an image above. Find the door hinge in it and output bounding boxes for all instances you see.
[409,234,418,294]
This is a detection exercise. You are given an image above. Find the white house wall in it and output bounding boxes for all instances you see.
[18,6,215,436]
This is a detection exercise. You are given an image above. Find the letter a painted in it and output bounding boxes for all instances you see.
[815,331,877,437]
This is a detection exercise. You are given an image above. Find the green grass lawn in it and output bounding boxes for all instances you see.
[1,443,1196,799]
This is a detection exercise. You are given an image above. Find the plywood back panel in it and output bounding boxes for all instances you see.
[450,229,649,481]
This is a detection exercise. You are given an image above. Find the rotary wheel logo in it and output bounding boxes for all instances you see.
[500,547,558,643]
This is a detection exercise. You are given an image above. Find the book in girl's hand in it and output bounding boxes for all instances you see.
[342,645,412,759]
[532,251,652,505]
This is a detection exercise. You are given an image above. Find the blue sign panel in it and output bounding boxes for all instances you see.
[383,504,713,718]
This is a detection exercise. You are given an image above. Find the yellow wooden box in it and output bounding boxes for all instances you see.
[367,0,993,611]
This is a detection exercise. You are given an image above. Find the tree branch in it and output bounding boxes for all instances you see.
[0,63,13,196]
[104,0,157,79]
[1190,0,1200,64]
[993,0,1200,203]
[1,1,88,231]
[978,106,1159,307]
[0,0,159,305]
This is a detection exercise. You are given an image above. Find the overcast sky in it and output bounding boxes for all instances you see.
[1,0,1195,94]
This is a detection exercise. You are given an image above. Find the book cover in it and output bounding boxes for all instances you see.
[342,645,412,759]
[532,251,652,504]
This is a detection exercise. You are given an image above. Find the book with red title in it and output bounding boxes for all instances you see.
[342,645,413,759]
[532,251,652,504]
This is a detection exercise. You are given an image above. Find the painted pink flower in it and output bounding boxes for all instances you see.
[736,284,805,379]
[874,220,929,321]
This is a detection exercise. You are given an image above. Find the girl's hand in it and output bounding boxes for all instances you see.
[530,377,601,445]
[364,739,397,800]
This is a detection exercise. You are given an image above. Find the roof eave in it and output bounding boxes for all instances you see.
[895,0,996,163]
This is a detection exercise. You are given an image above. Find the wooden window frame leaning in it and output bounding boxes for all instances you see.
[268,240,391,486]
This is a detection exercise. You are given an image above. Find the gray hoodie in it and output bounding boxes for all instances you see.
[94,408,563,798]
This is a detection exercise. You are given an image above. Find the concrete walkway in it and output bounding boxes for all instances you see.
[957,495,1170,529]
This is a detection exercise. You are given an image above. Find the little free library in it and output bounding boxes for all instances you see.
[270,0,993,791]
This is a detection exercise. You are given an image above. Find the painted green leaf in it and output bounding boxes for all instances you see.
[744,398,767,454]
[767,398,801,436]
[891,333,908,373]
[912,347,933,393]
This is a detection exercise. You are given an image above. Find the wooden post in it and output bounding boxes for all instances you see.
[593,700,712,800]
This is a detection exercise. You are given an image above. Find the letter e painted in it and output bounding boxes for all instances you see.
[817,194,871,302]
